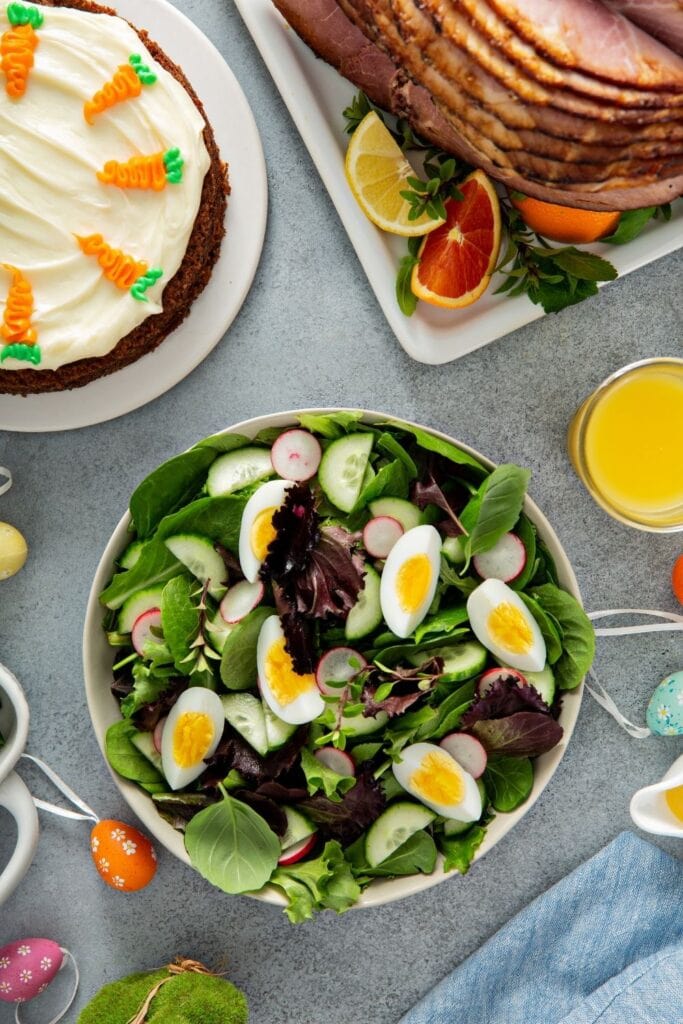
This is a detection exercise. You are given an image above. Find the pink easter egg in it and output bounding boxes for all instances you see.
[0,939,63,1003]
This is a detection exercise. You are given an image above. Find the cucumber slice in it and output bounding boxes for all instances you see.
[164,534,226,599]
[318,433,374,513]
[365,801,436,867]
[118,583,166,633]
[207,447,273,497]
[345,564,382,640]
[281,805,316,850]
[263,703,298,751]
[119,539,144,570]
[131,731,164,775]
[340,708,389,737]
[443,816,471,837]
[408,641,487,683]
[205,608,235,655]
[221,693,269,756]
[442,536,466,566]
[369,497,421,532]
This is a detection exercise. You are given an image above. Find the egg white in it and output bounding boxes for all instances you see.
[257,615,325,725]
[393,742,482,822]
[379,525,441,638]
[467,578,546,672]
[161,688,225,791]
[238,479,293,583]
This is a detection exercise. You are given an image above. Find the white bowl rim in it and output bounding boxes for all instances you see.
[83,408,584,910]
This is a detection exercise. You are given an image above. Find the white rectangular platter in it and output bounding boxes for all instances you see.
[235,0,682,365]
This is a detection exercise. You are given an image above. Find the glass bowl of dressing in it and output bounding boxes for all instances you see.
[568,357,683,532]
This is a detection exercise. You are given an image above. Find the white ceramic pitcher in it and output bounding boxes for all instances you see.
[630,754,683,839]
[0,663,39,906]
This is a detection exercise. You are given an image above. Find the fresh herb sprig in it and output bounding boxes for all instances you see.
[400,151,467,222]
[602,202,671,245]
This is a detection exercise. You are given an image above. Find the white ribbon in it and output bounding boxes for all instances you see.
[20,753,99,824]
[584,609,683,738]
[15,948,79,1024]
[0,467,12,497]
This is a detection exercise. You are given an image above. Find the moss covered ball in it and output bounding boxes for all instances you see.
[78,967,248,1024]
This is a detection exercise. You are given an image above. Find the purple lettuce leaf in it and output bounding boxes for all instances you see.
[201,726,309,787]
[470,712,563,757]
[235,790,288,837]
[461,674,549,726]
[300,771,385,845]
[411,468,466,535]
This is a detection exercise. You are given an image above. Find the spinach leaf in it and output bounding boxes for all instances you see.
[270,840,361,924]
[509,514,537,592]
[483,755,533,811]
[161,576,200,673]
[417,680,476,741]
[386,421,486,475]
[529,584,595,690]
[120,661,176,719]
[300,748,357,801]
[130,448,216,539]
[352,458,410,510]
[193,432,252,453]
[439,823,487,874]
[374,628,470,667]
[439,558,478,596]
[460,465,530,566]
[220,606,274,690]
[156,494,248,554]
[105,720,163,785]
[184,791,280,894]
[100,541,182,610]
[357,830,437,878]
[298,411,364,438]
[519,593,563,665]
[414,604,468,643]
[376,431,418,477]
[530,540,559,586]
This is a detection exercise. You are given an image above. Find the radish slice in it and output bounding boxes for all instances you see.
[271,429,322,482]
[314,747,356,777]
[439,733,488,779]
[477,666,527,696]
[220,580,264,623]
[277,832,317,866]
[132,607,162,656]
[315,647,367,696]
[472,532,526,583]
[363,516,404,558]
[153,716,167,755]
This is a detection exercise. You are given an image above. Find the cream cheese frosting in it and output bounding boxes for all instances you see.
[0,1,210,372]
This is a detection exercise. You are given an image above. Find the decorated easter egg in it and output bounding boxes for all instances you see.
[0,523,28,580]
[0,938,63,1003]
[646,671,683,736]
[90,820,157,892]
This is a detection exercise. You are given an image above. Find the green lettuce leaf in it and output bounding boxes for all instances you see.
[270,840,361,923]
[300,748,357,802]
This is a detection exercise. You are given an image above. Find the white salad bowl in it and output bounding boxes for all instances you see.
[83,409,583,910]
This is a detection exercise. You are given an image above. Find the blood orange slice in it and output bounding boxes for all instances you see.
[411,170,501,309]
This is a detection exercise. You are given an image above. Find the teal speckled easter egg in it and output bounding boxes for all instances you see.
[646,671,683,736]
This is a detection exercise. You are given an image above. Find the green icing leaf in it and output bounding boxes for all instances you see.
[7,3,43,28]
[1,343,41,365]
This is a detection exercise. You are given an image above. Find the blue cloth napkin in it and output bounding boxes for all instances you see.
[400,832,683,1024]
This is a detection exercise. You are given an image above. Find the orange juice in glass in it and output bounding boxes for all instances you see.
[568,358,683,532]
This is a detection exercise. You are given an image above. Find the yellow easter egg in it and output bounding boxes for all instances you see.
[0,522,27,580]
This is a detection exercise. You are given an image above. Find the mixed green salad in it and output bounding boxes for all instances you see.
[99,412,595,922]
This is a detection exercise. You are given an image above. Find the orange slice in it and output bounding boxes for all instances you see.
[510,194,620,244]
[411,170,501,309]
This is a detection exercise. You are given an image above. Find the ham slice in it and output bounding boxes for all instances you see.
[487,0,683,89]
[271,0,683,208]
[604,1,683,56]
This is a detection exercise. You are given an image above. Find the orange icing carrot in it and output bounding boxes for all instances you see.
[97,152,167,191]
[1,22,38,99]
[1,264,37,345]
[83,63,141,125]
[76,234,148,290]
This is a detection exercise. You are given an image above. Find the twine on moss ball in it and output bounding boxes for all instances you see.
[125,960,222,1024]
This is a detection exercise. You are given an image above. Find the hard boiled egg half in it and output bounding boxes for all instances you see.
[161,688,224,790]
[238,479,293,583]
[380,524,441,638]
[467,578,546,672]
[393,742,482,822]
[257,615,324,725]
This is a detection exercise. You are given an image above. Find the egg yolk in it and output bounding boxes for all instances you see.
[487,603,533,654]
[665,785,683,823]
[396,554,432,613]
[266,637,316,706]
[411,752,464,806]
[251,507,278,560]
[172,712,215,768]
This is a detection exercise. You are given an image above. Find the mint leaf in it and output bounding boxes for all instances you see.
[550,248,617,282]
[396,252,419,316]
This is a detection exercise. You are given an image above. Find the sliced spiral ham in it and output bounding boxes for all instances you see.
[272,0,683,210]
[604,0,683,57]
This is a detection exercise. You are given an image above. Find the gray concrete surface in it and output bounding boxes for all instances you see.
[1,0,682,1020]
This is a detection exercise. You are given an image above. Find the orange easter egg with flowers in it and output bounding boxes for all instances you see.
[90,820,157,892]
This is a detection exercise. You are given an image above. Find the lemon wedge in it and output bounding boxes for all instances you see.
[345,112,445,237]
